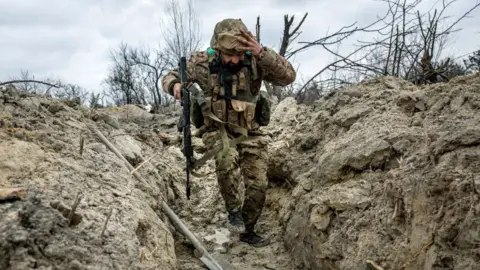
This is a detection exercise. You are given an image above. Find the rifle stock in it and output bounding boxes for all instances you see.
[178,56,194,200]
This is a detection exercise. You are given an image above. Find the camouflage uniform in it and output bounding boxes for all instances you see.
[161,18,296,246]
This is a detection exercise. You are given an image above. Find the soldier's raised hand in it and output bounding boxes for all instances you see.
[237,30,263,56]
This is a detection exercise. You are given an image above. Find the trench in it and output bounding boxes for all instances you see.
[168,165,296,270]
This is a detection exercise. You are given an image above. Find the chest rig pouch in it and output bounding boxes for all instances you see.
[205,49,259,132]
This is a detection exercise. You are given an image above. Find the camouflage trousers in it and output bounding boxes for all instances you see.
[202,130,269,231]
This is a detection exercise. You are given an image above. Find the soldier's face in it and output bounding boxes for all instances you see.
[221,53,244,67]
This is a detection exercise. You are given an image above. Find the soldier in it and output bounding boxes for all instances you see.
[161,18,296,247]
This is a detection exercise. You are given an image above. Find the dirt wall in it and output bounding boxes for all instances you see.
[267,74,480,269]
[0,87,180,269]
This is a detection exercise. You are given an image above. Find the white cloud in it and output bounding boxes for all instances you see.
[0,0,478,92]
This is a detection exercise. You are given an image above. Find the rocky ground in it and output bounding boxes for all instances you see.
[266,74,480,270]
[1,73,479,270]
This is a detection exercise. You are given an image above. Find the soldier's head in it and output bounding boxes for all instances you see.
[210,18,249,69]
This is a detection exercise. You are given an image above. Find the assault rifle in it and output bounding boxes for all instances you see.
[177,56,194,200]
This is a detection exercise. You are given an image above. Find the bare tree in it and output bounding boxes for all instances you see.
[160,0,202,65]
[1,69,61,95]
[103,0,201,109]
[89,92,102,108]
[2,70,90,104]
[104,42,148,106]
[292,14,392,101]
[256,13,308,102]
[52,83,89,105]
[463,49,480,73]
[280,13,309,59]
[128,45,174,108]
[291,0,480,103]
[103,42,176,109]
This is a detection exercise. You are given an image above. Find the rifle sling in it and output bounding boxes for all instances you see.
[187,82,256,176]
[190,82,249,137]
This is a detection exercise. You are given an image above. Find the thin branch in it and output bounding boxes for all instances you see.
[0,80,60,88]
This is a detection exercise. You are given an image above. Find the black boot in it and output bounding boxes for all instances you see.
[239,230,270,247]
[227,211,245,233]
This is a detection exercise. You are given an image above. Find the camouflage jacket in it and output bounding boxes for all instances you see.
[161,47,296,99]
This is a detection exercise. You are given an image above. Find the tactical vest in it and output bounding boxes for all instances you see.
[191,48,271,133]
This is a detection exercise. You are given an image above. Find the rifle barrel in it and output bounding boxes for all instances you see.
[179,56,193,200]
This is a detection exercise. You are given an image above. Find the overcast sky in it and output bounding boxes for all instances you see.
[0,0,479,93]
